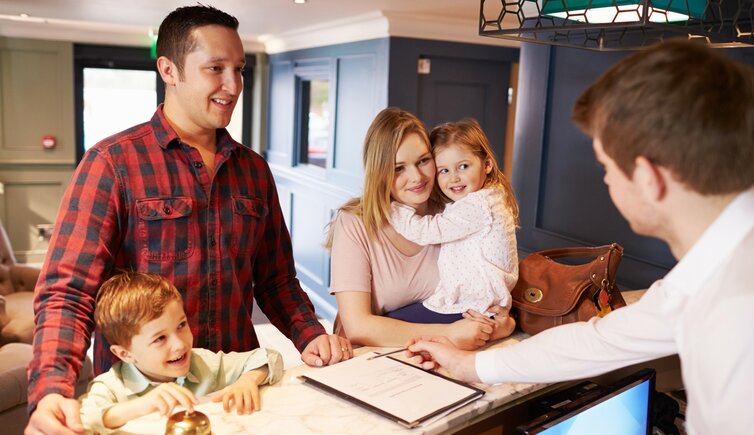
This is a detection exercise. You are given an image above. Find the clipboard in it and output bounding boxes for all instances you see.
[300,352,485,428]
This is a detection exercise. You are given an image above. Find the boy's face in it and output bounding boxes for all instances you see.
[112,299,194,382]
[434,143,492,202]
[162,24,245,136]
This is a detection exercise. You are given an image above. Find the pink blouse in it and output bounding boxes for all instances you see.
[330,211,440,314]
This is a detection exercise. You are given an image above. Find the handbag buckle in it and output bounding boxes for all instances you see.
[524,288,544,303]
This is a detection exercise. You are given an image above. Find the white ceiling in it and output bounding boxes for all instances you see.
[0,0,516,52]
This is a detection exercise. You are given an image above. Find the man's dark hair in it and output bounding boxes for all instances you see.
[156,4,239,77]
[572,40,754,195]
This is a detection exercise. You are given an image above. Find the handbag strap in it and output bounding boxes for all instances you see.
[536,243,622,260]
[538,243,623,293]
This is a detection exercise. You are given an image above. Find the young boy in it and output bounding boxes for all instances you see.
[79,272,283,434]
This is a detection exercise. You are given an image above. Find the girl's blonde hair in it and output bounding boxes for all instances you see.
[430,118,519,225]
[325,107,434,248]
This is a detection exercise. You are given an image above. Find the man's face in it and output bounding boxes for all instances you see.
[121,300,194,382]
[593,138,657,237]
[167,25,245,136]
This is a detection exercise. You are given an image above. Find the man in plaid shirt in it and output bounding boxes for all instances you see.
[25,5,353,434]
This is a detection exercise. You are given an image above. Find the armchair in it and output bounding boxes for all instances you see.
[0,221,38,345]
[0,221,93,434]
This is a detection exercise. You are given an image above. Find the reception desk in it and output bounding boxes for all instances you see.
[119,290,678,434]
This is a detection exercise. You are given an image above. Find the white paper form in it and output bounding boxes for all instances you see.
[300,352,484,427]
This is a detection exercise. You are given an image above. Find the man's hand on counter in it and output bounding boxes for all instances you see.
[302,334,353,366]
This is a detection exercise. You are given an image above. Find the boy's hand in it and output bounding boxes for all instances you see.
[405,335,481,383]
[138,382,198,417]
[212,369,267,415]
[102,383,198,429]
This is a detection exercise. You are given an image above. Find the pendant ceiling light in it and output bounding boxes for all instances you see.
[479,0,754,50]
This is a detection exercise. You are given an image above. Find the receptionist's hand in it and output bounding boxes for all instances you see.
[301,333,353,366]
[405,335,481,383]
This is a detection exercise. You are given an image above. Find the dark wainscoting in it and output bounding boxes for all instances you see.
[513,43,754,290]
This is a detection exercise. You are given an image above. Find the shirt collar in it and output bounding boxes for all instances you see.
[664,187,754,297]
[150,104,241,156]
[120,357,200,394]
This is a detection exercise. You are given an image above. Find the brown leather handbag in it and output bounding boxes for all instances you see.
[511,243,626,335]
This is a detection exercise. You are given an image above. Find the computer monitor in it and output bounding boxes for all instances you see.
[518,369,655,435]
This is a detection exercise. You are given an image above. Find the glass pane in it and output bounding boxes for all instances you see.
[227,88,243,142]
[306,79,329,168]
[83,68,157,150]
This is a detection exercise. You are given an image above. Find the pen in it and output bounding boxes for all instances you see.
[367,347,407,360]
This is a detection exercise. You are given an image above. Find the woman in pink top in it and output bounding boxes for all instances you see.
[326,107,509,350]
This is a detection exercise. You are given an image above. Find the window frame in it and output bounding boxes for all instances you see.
[292,61,334,175]
[73,44,255,163]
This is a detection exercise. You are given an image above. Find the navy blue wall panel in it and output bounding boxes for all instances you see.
[266,39,389,320]
[388,38,519,114]
[513,44,754,290]
[267,60,294,167]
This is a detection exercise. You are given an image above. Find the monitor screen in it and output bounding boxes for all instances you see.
[520,369,655,435]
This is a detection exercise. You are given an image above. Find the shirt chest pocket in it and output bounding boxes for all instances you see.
[230,196,268,255]
[136,197,197,262]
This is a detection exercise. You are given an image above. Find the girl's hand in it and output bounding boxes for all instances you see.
[447,318,493,350]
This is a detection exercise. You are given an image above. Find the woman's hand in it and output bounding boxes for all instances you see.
[447,317,493,350]
[464,306,516,341]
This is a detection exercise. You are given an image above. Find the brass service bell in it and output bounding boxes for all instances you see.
[165,410,211,435]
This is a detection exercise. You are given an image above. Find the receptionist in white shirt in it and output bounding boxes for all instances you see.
[406,40,754,435]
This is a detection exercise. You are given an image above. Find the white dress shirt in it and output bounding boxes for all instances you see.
[476,188,754,435]
[391,187,518,315]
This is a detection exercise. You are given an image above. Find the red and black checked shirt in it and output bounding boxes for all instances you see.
[27,106,325,411]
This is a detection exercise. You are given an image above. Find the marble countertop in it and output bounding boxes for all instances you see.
[120,290,649,434]
[119,334,547,435]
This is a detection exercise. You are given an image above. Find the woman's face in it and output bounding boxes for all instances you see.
[391,133,436,212]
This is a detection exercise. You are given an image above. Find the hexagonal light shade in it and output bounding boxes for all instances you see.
[479,0,754,50]
[542,0,706,23]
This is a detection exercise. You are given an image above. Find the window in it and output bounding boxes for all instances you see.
[299,79,330,168]
[82,68,157,151]
[74,44,254,162]
[295,67,331,170]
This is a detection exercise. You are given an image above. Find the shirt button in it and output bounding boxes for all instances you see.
[193,161,203,168]
[210,238,216,247]
[163,207,172,214]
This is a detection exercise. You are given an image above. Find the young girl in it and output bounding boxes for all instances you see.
[390,118,519,331]
[326,108,496,351]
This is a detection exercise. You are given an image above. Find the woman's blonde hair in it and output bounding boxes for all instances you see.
[430,118,519,225]
[325,107,432,248]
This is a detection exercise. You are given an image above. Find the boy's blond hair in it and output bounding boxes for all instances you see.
[95,272,182,348]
